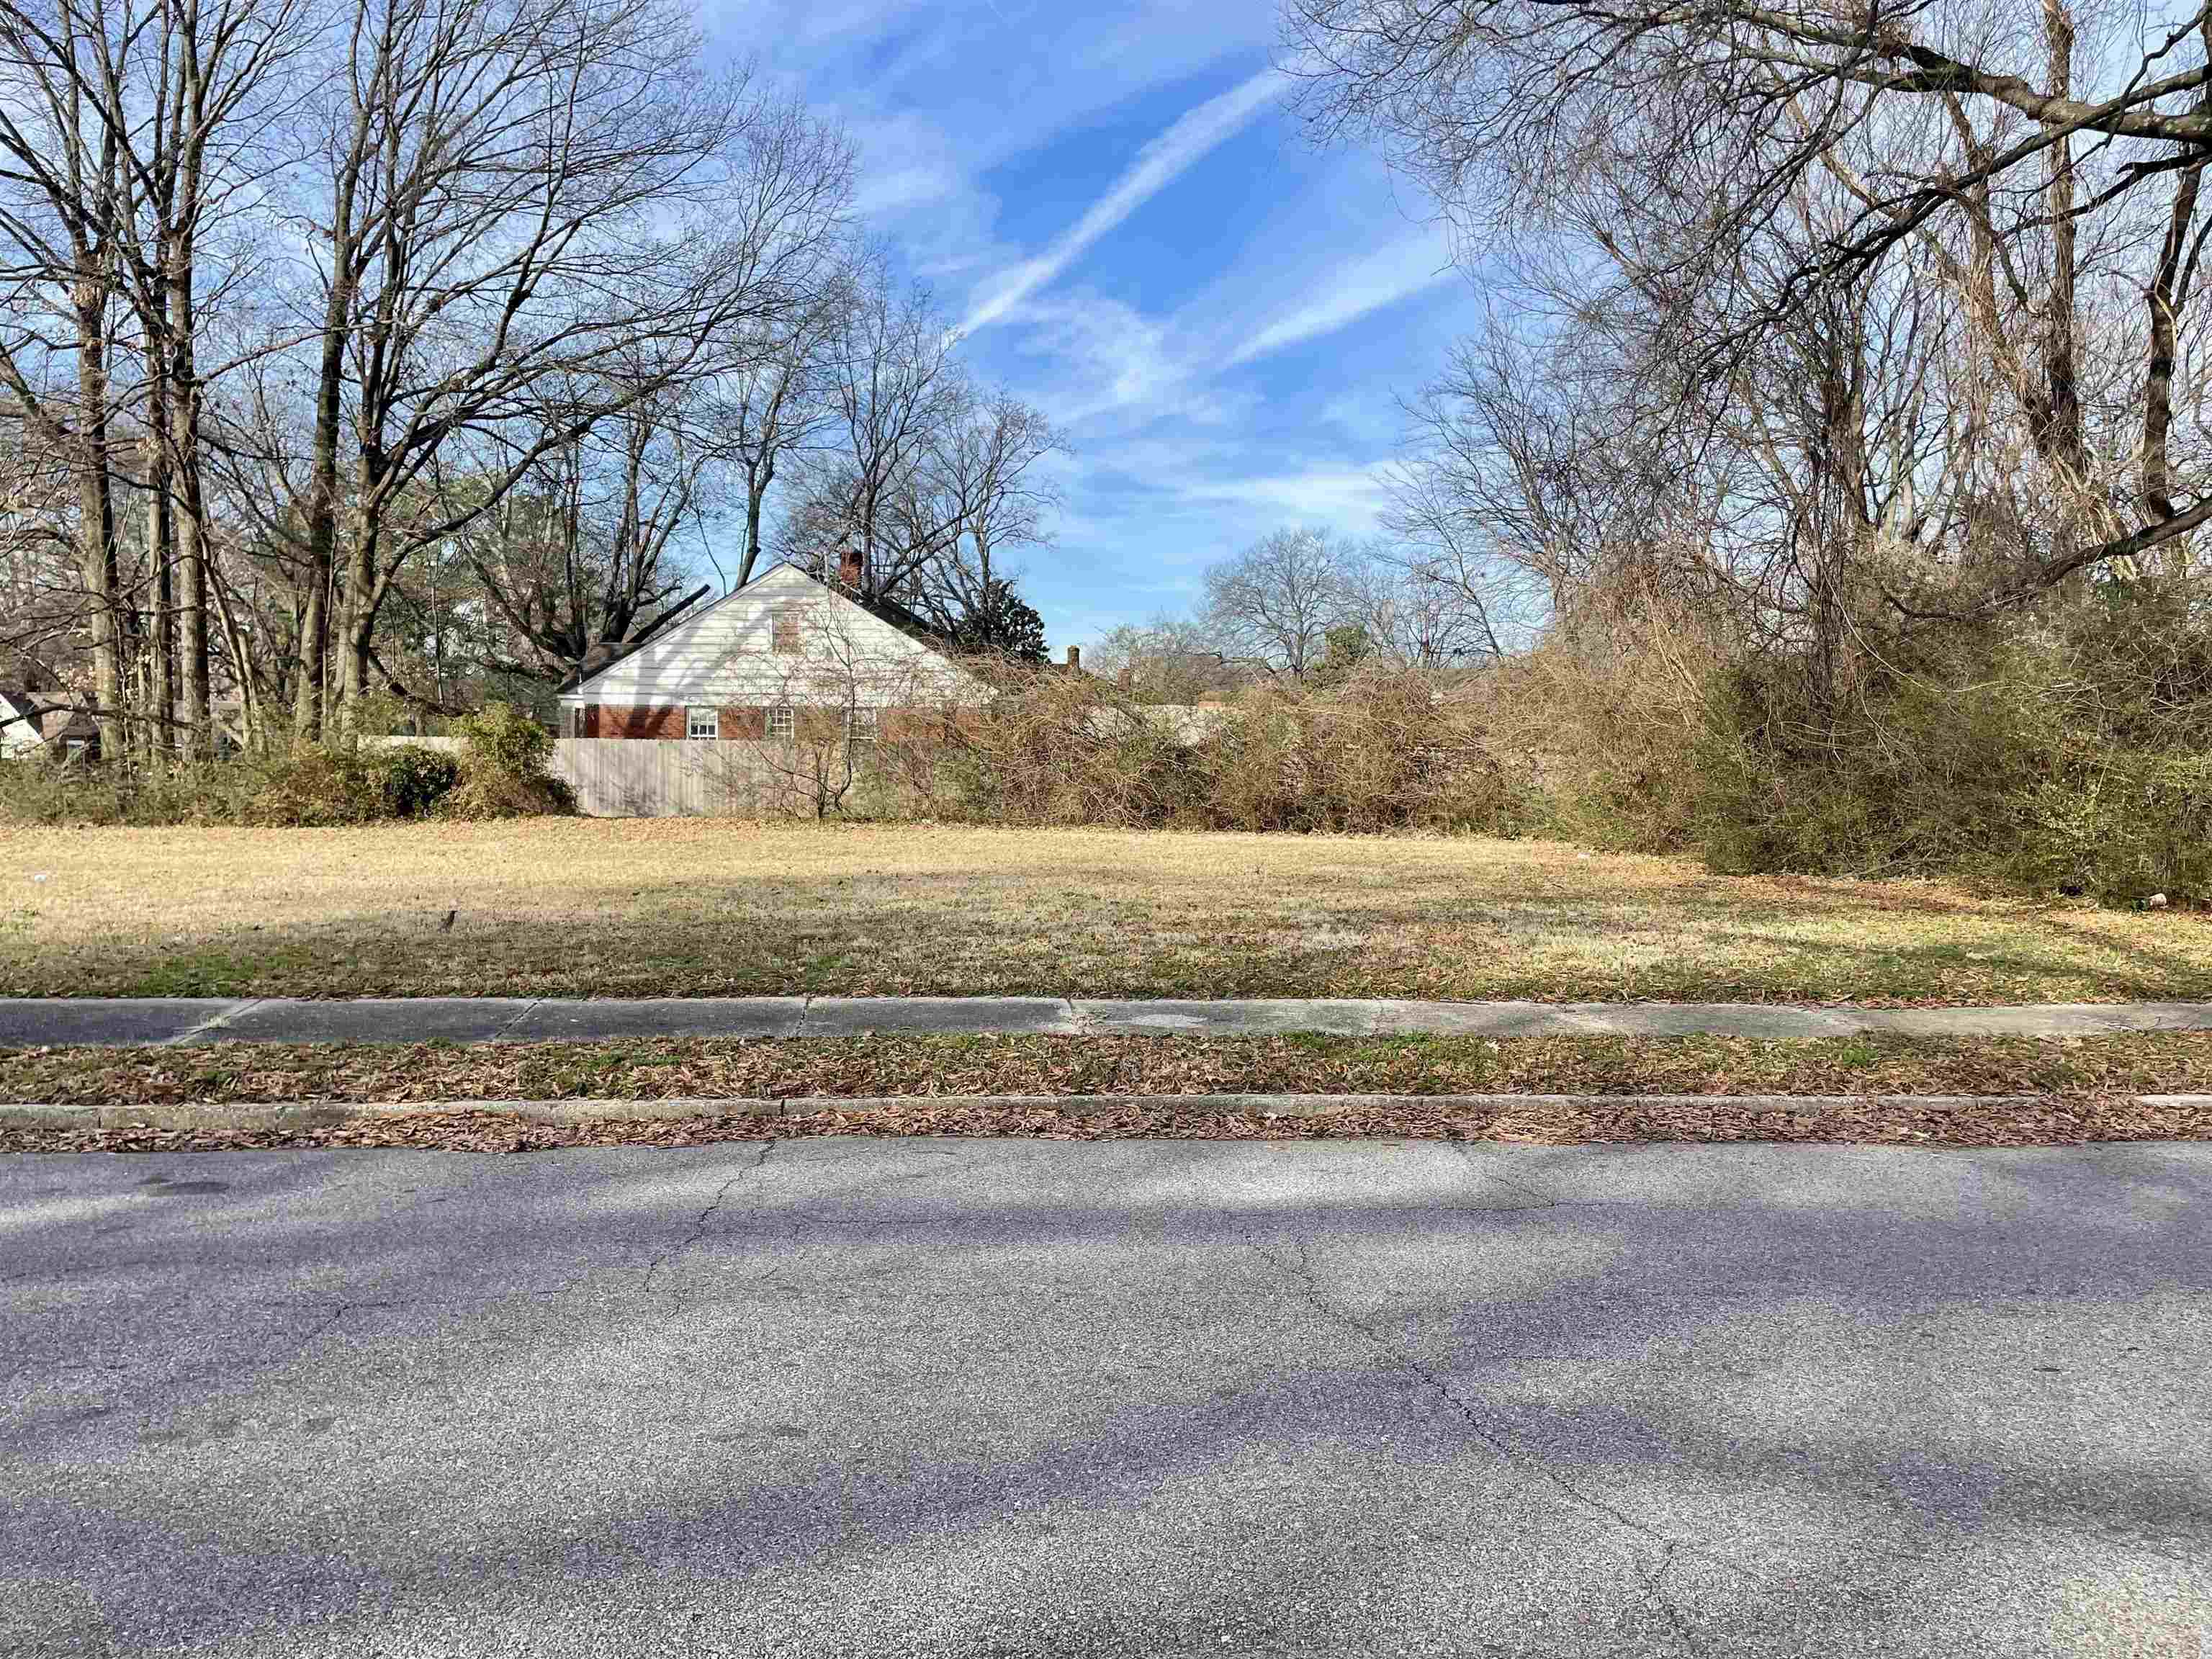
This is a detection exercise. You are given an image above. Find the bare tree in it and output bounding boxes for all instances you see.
[1285,0,2212,612]
[779,258,963,603]
[457,385,714,686]
[0,0,149,755]
[713,251,853,589]
[276,0,849,735]
[778,262,1061,639]
[113,0,308,756]
[906,387,1061,636]
[1202,526,1354,679]
[1342,539,1521,665]
[1087,618,1250,703]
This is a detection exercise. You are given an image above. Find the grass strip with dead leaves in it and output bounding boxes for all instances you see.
[12,1030,2212,1106]
[4,1094,2206,1155]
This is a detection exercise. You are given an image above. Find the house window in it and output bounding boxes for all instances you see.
[771,611,800,654]
[768,705,794,739]
[846,706,878,745]
[565,706,585,738]
[687,707,719,741]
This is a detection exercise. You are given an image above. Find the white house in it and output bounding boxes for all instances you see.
[555,559,982,743]
[0,688,45,758]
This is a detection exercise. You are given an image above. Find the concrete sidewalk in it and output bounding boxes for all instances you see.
[4,994,2212,1048]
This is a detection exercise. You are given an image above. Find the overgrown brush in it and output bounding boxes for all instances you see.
[434,702,575,820]
[919,663,1534,833]
[0,701,568,827]
[1483,578,1724,853]
[1619,578,2212,904]
[1438,565,2212,904]
[0,741,462,827]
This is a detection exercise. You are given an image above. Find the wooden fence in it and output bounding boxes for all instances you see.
[367,708,1219,819]
[551,739,830,817]
[364,734,801,816]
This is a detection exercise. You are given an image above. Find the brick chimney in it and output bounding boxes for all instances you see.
[1065,644,1081,674]
[837,546,863,589]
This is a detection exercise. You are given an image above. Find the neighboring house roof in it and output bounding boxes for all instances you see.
[559,561,980,707]
[42,706,98,742]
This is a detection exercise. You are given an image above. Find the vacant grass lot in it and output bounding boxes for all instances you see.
[6,819,2211,1002]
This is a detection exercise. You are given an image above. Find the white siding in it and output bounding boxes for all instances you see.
[0,694,43,759]
[559,563,976,710]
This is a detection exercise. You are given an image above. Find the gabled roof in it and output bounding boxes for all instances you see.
[561,559,967,702]
[557,561,802,696]
[845,584,961,655]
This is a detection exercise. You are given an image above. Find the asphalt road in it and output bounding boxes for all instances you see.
[4,1139,2207,1657]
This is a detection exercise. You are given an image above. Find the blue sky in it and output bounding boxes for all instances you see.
[709,0,1484,652]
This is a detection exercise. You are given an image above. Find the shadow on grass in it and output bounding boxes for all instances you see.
[8,859,2212,1003]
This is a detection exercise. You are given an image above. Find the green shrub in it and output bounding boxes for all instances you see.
[438,702,573,820]
[240,742,460,825]
[367,743,461,817]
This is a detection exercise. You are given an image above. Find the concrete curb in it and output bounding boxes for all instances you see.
[9,1092,2206,1133]
[9,995,2212,1048]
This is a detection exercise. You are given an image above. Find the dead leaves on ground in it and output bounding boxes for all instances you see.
[11,1030,2212,1108]
[5,1093,2207,1156]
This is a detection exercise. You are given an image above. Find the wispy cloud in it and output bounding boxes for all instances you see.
[1226,235,1458,366]
[1179,465,1395,527]
[958,68,1285,335]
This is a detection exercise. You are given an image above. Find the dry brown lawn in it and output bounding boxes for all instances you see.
[5,819,2211,1002]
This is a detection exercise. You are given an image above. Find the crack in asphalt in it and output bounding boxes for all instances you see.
[641,1141,778,1302]
[287,1302,354,1364]
[1238,1219,1725,1652]
[1636,1545,1707,1655]
[1446,1141,1562,1210]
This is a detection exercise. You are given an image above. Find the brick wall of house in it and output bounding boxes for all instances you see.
[577,703,943,742]
[590,704,684,739]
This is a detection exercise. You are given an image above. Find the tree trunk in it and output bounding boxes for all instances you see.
[336,445,385,732]
[171,71,211,756]
[2144,166,2201,521]
[297,145,365,741]
[2142,21,2209,522]
[146,421,176,764]
[742,456,773,586]
[73,285,125,758]
[2042,0,2083,475]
